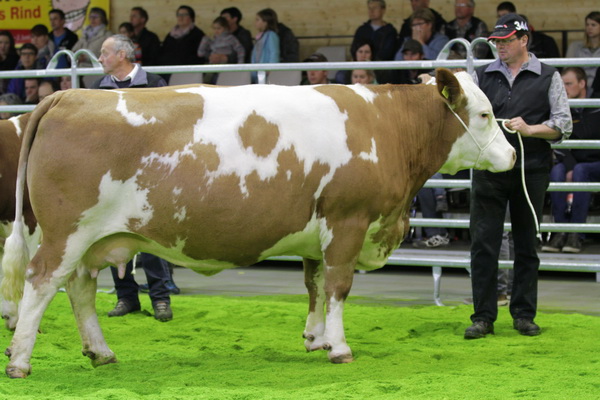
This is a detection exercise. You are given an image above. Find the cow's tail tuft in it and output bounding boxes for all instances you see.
[1,93,58,303]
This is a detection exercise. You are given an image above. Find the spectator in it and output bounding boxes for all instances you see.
[496,1,516,17]
[30,24,55,69]
[38,79,58,101]
[72,7,112,67]
[198,16,245,65]
[520,15,560,58]
[465,14,572,340]
[119,22,143,64]
[48,9,79,69]
[542,67,600,253]
[335,39,374,84]
[23,78,40,104]
[7,43,38,100]
[399,0,447,46]
[272,9,300,63]
[445,1,490,59]
[220,7,253,63]
[395,8,449,61]
[413,172,450,248]
[59,75,72,90]
[129,7,161,66]
[158,5,205,83]
[351,69,377,84]
[351,0,397,84]
[0,31,19,94]
[593,67,600,97]
[251,8,280,83]
[0,93,22,119]
[566,11,600,92]
[395,38,428,84]
[302,53,330,85]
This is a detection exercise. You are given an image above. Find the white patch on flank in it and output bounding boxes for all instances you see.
[176,85,353,197]
[348,84,377,103]
[115,91,158,126]
[141,142,196,174]
[358,138,379,163]
[174,206,187,222]
[8,116,23,137]
[58,171,153,274]
[173,187,183,196]
[286,170,292,181]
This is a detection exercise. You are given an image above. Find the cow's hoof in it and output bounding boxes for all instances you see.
[6,364,30,378]
[302,332,315,341]
[328,352,354,364]
[83,350,118,368]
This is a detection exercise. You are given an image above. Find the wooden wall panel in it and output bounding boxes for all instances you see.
[108,1,595,60]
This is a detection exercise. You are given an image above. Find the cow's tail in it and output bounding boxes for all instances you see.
[1,94,57,303]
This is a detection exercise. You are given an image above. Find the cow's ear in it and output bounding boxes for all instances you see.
[435,68,463,109]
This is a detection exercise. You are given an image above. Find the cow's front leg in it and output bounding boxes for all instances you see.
[2,300,19,330]
[66,267,116,368]
[302,258,326,351]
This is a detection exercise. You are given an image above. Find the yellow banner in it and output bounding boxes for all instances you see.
[1,0,110,44]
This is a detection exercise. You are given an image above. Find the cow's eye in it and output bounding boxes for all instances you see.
[480,113,490,119]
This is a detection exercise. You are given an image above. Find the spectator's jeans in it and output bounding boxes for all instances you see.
[470,168,549,323]
[110,253,171,306]
[550,161,600,231]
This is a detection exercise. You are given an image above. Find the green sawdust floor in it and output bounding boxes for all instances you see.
[1,293,599,399]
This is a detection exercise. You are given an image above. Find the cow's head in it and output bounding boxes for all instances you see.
[435,69,516,174]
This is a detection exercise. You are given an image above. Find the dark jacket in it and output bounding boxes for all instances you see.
[529,31,560,59]
[232,25,253,63]
[159,26,205,66]
[476,58,557,170]
[277,23,299,62]
[560,107,600,170]
[91,67,166,89]
[352,22,397,61]
[48,28,79,69]
[136,27,161,66]
[399,8,446,47]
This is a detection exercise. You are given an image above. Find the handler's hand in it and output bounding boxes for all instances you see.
[505,117,533,136]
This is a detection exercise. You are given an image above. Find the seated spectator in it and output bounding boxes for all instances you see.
[395,8,449,61]
[395,39,428,84]
[520,15,560,58]
[445,0,491,59]
[351,0,397,83]
[0,31,19,94]
[23,78,40,104]
[7,43,38,100]
[72,7,113,67]
[542,67,600,253]
[251,8,280,83]
[38,79,58,101]
[159,5,205,82]
[30,24,55,69]
[413,172,450,248]
[302,53,330,85]
[593,67,600,98]
[119,22,143,64]
[566,11,600,93]
[198,16,245,65]
[351,69,377,84]
[335,39,374,84]
[0,92,22,119]
[220,7,253,63]
[496,1,516,18]
[398,0,447,46]
[129,7,160,66]
[272,9,300,63]
[59,75,73,90]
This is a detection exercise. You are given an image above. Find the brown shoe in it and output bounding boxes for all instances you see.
[108,299,140,317]
[153,301,173,322]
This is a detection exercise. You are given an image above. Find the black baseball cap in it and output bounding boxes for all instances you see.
[402,39,423,55]
[488,13,529,40]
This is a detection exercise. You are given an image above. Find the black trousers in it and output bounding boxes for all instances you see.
[110,253,171,306]
[469,167,549,323]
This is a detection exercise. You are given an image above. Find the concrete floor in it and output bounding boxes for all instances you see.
[96,261,600,317]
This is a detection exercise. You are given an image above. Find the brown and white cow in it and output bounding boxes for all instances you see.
[0,114,39,331]
[3,69,515,378]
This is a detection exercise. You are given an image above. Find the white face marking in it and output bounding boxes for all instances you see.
[176,85,353,197]
[358,138,378,163]
[348,84,377,103]
[114,91,159,126]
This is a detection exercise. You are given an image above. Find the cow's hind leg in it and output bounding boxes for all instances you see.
[66,267,116,368]
[302,258,327,351]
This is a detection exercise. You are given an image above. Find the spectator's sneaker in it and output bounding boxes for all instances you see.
[153,301,173,322]
[497,294,509,306]
[562,233,582,253]
[165,280,181,295]
[435,195,449,212]
[424,234,450,248]
[108,299,141,317]
[464,321,494,339]
[513,318,541,336]
[541,232,567,253]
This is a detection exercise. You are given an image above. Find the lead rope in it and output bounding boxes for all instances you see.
[496,118,542,242]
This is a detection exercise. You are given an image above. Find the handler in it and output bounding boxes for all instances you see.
[91,34,175,322]
[465,14,572,339]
